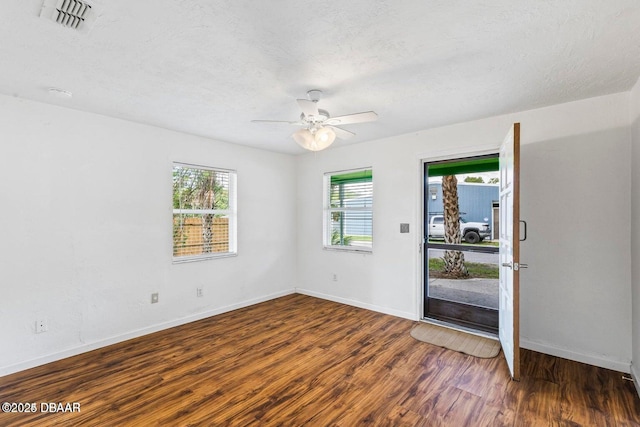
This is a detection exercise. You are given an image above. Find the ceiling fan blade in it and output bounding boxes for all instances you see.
[297,99,319,117]
[251,119,302,125]
[327,125,355,140]
[326,111,378,125]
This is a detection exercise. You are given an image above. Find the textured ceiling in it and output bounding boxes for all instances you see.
[2,0,640,154]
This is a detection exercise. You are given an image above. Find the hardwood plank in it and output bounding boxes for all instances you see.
[0,294,638,426]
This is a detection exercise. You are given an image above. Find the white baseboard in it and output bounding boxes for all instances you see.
[631,363,640,399]
[0,289,295,378]
[295,287,417,321]
[521,338,632,374]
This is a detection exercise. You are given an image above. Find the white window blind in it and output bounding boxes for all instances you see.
[172,163,237,261]
[324,168,373,251]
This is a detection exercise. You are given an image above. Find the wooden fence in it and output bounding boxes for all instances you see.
[173,216,229,256]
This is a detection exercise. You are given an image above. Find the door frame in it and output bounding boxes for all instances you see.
[417,146,500,328]
[422,154,500,334]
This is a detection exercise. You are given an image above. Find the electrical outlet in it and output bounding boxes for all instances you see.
[36,319,48,333]
[151,293,159,304]
[196,287,203,298]
[332,274,338,282]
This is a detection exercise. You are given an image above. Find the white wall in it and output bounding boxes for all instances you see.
[0,95,297,376]
[296,92,633,372]
[631,77,640,387]
[2,88,636,377]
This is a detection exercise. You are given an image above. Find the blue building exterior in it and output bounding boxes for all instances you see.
[427,182,498,225]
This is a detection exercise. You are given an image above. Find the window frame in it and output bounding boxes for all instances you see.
[172,162,237,263]
[323,167,373,253]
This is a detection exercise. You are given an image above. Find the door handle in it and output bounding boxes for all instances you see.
[502,262,528,270]
[520,220,527,241]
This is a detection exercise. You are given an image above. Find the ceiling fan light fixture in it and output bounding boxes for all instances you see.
[292,128,314,149]
[314,126,336,150]
[292,126,336,152]
[255,90,377,151]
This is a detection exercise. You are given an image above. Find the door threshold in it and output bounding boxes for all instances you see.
[420,317,499,341]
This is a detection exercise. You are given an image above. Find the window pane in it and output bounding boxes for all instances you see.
[325,168,373,250]
[427,247,499,310]
[173,166,229,211]
[330,181,373,208]
[172,214,231,257]
[329,210,373,248]
[172,164,235,260]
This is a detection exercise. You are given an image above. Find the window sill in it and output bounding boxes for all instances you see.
[172,253,237,264]
[323,246,373,254]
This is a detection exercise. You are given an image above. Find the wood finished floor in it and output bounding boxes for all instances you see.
[1,294,639,426]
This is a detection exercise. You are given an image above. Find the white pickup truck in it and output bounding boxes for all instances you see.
[428,214,491,244]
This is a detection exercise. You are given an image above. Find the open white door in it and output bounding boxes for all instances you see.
[499,123,521,381]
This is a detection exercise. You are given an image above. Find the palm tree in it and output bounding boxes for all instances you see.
[196,171,217,253]
[441,175,468,277]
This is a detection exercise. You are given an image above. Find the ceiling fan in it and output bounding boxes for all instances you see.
[252,90,378,151]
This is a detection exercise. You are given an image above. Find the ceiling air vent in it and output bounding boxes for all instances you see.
[40,0,96,32]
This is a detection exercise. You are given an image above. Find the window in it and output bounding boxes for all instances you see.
[172,163,237,261]
[324,168,373,251]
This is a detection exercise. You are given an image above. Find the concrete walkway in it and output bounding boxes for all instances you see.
[429,277,499,309]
